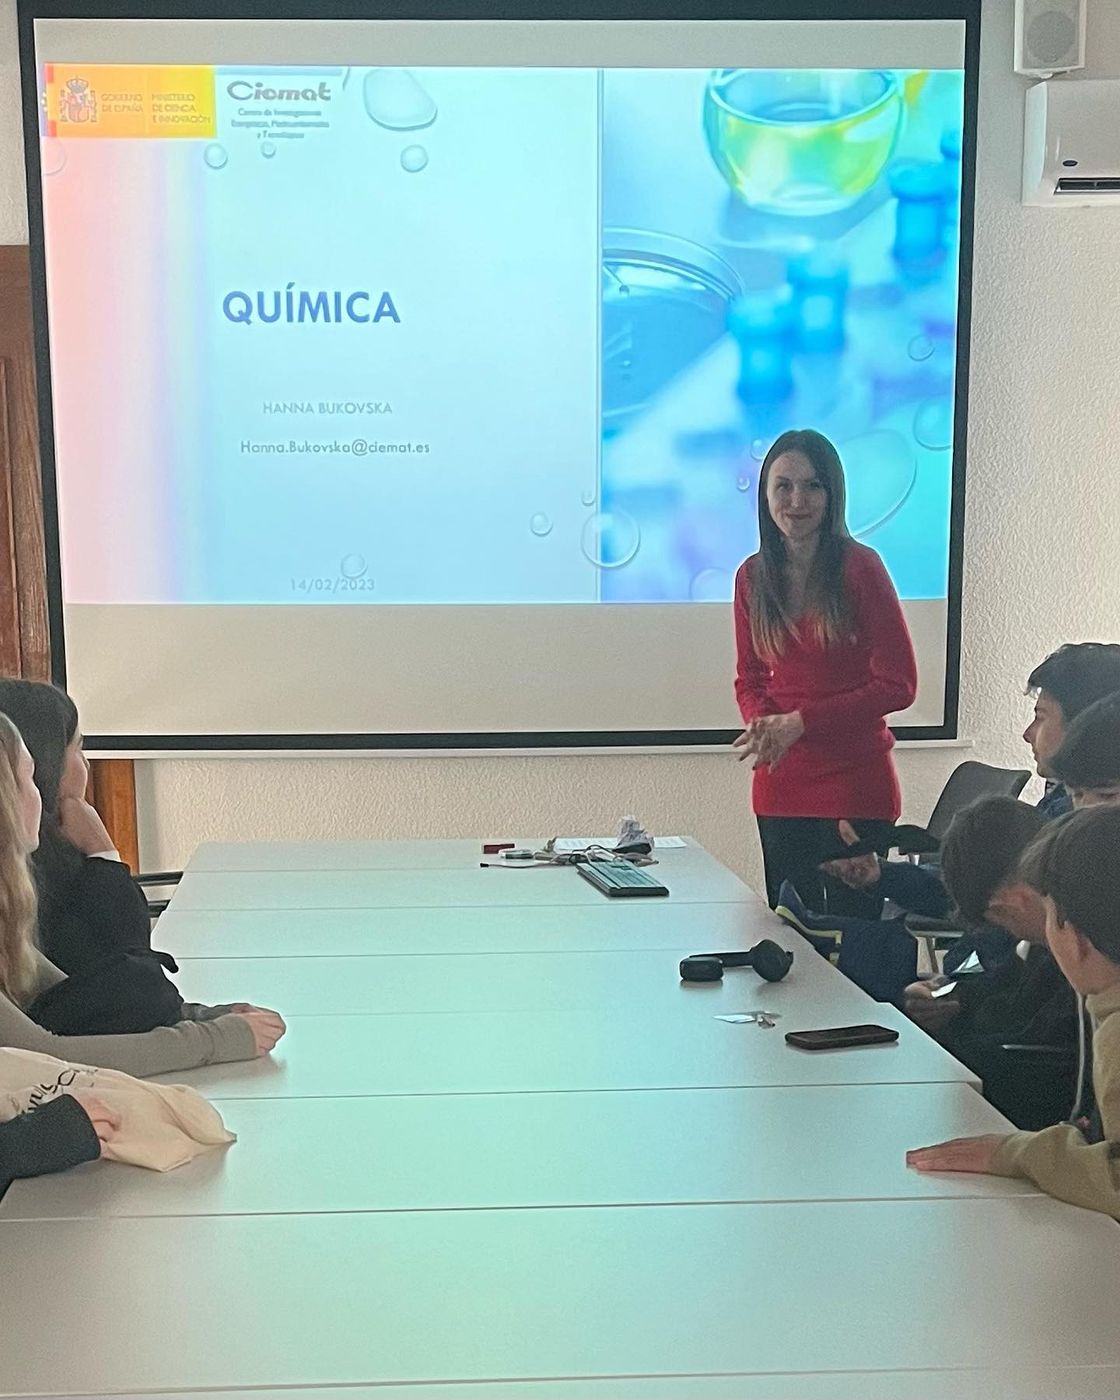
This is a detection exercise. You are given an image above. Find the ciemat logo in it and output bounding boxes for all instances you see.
[227,80,332,103]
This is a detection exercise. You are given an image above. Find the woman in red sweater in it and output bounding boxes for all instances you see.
[733,428,917,916]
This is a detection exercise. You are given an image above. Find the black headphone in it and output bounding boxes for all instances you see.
[679,939,793,984]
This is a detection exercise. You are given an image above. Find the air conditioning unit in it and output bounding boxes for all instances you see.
[1023,79,1120,206]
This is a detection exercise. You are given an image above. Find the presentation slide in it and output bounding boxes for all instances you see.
[28,16,970,744]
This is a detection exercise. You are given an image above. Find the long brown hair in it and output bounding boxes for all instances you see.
[748,428,853,659]
[0,712,38,1005]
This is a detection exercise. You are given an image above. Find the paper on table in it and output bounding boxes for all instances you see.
[553,836,687,851]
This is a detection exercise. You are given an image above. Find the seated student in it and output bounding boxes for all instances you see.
[851,705,1120,1108]
[0,679,170,972]
[0,1087,117,1196]
[776,644,1120,995]
[1049,690,1120,811]
[0,711,285,1076]
[902,797,1084,1130]
[922,688,1120,993]
[0,679,279,1033]
[909,806,1120,1221]
[822,642,1120,918]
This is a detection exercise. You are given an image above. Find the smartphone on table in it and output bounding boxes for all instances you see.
[785,1024,900,1051]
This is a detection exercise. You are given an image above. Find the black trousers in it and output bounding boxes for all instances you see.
[756,815,896,918]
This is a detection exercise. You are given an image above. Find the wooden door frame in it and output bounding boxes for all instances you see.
[0,244,140,870]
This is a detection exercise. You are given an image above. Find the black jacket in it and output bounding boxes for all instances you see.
[34,841,153,973]
[939,945,1085,1130]
[31,838,186,1035]
[948,944,1078,1046]
[0,1095,100,1198]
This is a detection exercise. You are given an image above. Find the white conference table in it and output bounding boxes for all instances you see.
[163,930,974,1104]
[2,1199,1120,1395]
[0,1083,1036,1222]
[171,837,749,912]
[3,837,1119,1400]
[149,1000,979,1100]
[185,836,729,874]
[170,938,896,1019]
[157,897,783,958]
[169,863,751,910]
[17,1375,1120,1400]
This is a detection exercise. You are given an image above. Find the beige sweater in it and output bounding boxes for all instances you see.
[990,981,1120,1218]
[0,1047,235,1172]
[0,947,256,1078]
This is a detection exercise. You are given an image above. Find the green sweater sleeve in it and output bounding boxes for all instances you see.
[989,1006,1120,1219]
[4,949,257,1078]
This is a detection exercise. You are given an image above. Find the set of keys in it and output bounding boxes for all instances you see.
[715,1011,780,1028]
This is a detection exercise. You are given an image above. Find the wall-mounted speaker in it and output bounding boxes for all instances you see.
[1015,0,1087,78]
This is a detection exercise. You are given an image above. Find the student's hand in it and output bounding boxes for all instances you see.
[70,1092,122,1152]
[238,1009,287,1056]
[57,796,117,857]
[906,1134,1009,1175]
[820,820,882,890]
[732,712,804,769]
[903,978,960,1031]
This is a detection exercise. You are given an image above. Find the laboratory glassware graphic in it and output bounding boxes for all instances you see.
[702,69,905,216]
[598,67,965,604]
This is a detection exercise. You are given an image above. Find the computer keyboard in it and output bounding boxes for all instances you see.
[577,860,669,898]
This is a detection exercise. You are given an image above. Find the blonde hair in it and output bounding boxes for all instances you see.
[0,712,38,1004]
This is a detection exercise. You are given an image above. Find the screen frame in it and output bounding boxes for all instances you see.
[18,0,981,754]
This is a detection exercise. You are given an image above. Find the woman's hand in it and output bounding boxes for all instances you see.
[906,1135,1008,1175]
[732,712,805,769]
[237,1008,287,1056]
[57,796,117,857]
[70,1092,122,1153]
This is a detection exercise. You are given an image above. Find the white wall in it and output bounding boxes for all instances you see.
[3,0,1120,889]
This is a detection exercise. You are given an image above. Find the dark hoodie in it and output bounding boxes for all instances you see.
[938,942,1087,1130]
